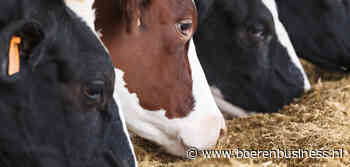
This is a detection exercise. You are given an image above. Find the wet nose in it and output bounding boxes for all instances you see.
[179,116,226,152]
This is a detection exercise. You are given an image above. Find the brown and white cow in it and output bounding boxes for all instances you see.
[94,0,226,156]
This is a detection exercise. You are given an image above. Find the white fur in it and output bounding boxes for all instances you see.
[210,87,249,117]
[63,1,137,166]
[113,91,138,167]
[113,39,226,157]
[64,0,109,51]
[261,0,311,91]
[64,0,96,32]
[185,39,226,148]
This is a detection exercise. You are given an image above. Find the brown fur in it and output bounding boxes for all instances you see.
[94,0,198,119]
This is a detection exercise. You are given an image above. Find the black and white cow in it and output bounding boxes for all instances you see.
[0,0,136,166]
[276,0,350,72]
[193,0,310,115]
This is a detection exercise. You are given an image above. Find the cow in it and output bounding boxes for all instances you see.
[0,0,136,166]
[94,0,226,157]
[275,0,350,72]
[193,0,311,115]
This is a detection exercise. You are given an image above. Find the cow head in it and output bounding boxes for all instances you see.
[193,0,310,114]
[276,0,350,72]
[95,0,226,157]
[0,0,136,166]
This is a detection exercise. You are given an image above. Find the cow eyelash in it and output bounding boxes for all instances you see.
[176,19,193,40]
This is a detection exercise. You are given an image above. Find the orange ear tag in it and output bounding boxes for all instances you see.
[8,36,21,76]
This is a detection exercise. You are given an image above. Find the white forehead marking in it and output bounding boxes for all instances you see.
[261,0,311,91]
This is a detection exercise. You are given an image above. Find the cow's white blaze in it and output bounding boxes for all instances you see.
[185,39,226,148]
[261,0,311,91]
[63,1,137,166]
[113,39,226,156]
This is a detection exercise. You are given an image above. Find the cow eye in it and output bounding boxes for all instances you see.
[84,81,104,102]
[176,19,193,40]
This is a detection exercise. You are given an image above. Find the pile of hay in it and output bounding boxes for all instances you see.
[132,60,350,167]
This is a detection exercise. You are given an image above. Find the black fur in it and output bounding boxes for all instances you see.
[194,0,307,113]
[276,0,350,72]
[0,0,135,166]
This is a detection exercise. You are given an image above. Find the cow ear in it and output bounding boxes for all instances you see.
[16,22,45,68]
[0,20,44,83]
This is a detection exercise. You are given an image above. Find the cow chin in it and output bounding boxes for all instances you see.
[117,108,225,157]
[113,40,226,157]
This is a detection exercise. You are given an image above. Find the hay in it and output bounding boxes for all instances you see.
[132,59,350,167]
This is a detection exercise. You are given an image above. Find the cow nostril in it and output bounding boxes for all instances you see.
[219,128,226,138]
[180,138,191,151]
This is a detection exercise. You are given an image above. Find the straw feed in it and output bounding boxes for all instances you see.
[132,60,350,167]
